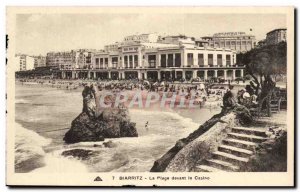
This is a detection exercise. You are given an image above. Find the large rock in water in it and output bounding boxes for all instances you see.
[63,85,138,143]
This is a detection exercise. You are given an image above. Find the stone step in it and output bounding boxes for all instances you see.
[228,132,268,143]
[218,145,253,158]
[206,159,239,171]
[212,151,249,164]
[223,138,257,151]
[195,165,225,172]
[231,126,267,137]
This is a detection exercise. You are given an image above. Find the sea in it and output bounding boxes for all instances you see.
[15,82,220,173]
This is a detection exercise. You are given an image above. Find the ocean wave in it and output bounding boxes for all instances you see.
[111,157,155,172]
[130,109,199,130]
[32,152,88,173]
[15,99,30,104]
[15,123,51,172]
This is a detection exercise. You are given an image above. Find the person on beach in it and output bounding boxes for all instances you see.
[145,121,149,131]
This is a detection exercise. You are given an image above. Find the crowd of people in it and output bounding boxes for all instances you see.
[222,84,259,110]
[18,77,263,110]
[17,78,227,108]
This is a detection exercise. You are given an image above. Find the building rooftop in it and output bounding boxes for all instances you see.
[266,28,287,35]
[213,32,255,37]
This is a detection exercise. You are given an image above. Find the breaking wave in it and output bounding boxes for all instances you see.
[32,150,88,173]
[15,123,88,173]
[15,123,51,172]
[130,109,200,132]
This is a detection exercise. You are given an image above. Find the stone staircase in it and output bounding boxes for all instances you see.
[194,126,268,172]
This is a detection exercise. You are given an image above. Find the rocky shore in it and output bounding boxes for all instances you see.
[150,106,254,172]
[63,85,138,143]
[150,108,234,172]
[150,106,286,172]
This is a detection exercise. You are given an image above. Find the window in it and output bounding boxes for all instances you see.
[134,55,138,67]
[198,54,204,66]
[112,57,118,68]
[100,58,104,68]
[208,54,213,66]
[175,53,181,67]
[104,58,108,65]
[124,56,128,65]
[187,53,193,66]
[167,54,173,67]
[161,54,166,67]
[217,54,222,66]
[129,55,133,68]
[220,41,225,47]
[148,55,156,68]
[226,55,231,65]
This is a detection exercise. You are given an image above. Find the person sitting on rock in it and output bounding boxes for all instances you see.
[82,85,97,118]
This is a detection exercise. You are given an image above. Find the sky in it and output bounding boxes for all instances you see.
[15,13,287,55]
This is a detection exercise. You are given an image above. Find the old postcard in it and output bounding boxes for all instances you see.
[6,7,294,187]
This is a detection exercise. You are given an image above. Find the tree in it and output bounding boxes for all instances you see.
[241,42,287,116]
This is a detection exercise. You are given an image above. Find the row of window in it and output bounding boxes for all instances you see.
[187,53,232,66]
[214,36,252,40]
[93,53,233,68]
[123,47,138,52]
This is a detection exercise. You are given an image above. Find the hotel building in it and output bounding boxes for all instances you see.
[46,49,96,70]
[14,54,35,71]
[265,28,287,45]
[201,32,256,53]
[33,55,46,68]
[60,33,245,81]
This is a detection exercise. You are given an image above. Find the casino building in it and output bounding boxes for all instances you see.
[60,33,245,81]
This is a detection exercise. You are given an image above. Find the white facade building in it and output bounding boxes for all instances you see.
[60,34,244,81]
[15,54,35,71]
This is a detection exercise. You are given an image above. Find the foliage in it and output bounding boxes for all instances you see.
[238,42,287,116]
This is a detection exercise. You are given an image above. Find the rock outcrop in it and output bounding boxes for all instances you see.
[61,149,95,160]
[63,85,138,144]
